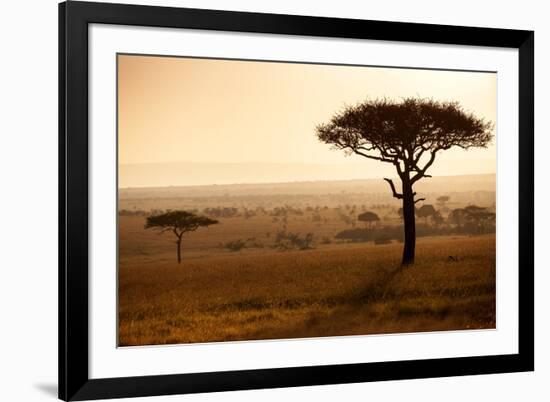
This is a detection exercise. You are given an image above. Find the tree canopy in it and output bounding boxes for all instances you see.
[416,204,437,219]
[145,210,218,236]
[357,211,380,225]
[316,97,493,188]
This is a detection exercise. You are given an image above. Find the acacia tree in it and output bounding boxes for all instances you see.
[316,98,492,265]
[145,210,218,264]
[448,208,467,227]
[358,211,380,229]
[416,204,437,224]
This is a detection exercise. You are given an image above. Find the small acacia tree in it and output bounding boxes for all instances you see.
[358,211,380,228]
[145,210,218,264]
[317,97,492,265]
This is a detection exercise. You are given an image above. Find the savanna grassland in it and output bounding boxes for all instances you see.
[118,176,496,346]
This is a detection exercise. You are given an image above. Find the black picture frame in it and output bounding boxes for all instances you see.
[59,1,534,400]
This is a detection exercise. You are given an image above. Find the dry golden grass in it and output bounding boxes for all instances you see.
[118,229,495,346]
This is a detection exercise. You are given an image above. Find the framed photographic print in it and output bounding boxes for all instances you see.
[59,1,534,400]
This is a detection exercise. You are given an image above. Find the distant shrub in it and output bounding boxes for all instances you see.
[225,239,246,252]
[274,231,315,251]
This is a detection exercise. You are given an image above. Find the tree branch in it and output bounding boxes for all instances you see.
[414,197,426,204]
[413,147,426,165]
[383,178,403,199]
[411,151,437,184]
[395,161,404,179]
[353,149,395,163]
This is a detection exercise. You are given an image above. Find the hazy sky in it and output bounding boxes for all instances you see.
[118,54,496,187]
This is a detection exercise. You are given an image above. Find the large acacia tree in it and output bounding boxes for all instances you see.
[317,98,492,265]
[145,210,218,264]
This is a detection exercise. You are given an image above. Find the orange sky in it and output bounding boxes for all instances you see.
[118,54,496,187]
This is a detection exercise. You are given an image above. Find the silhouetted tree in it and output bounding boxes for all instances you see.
[431,210,445,226]
[317,97,492,265]
[448,205,495,234]
[416,204,437,224]
[463,205,496,234]
[448,208,467,227]
[145,210,218,264]
[357,211,380,228]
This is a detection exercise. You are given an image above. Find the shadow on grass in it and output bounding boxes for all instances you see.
[207,264,405,314]
[351,265,405,304]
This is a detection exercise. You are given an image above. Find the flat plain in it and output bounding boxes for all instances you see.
[118,177,496,346]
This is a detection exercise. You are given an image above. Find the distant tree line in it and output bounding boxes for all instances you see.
[336,204,495,243]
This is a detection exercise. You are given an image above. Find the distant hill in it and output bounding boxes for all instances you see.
[119,173,496,199]
[119,160,495,189]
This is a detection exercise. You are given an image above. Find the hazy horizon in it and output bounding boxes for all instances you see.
[119,173,496,192]
[119,161,496,188]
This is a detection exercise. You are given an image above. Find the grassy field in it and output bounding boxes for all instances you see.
[119,226,495,346]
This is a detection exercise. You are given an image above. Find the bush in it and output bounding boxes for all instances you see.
[224,239,246,252]
[274,231,315,251]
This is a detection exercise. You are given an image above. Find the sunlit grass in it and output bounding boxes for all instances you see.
[118,234,495,346]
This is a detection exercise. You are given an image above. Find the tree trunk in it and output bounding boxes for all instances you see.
[401,179,416,266]
[176,236,182,264]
